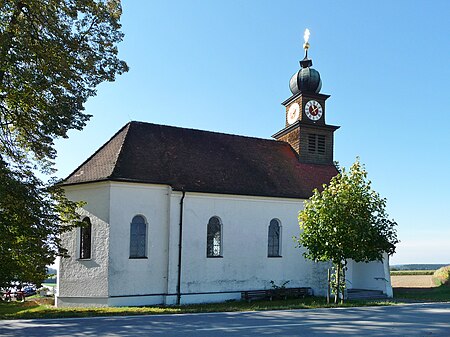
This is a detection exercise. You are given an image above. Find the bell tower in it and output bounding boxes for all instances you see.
[273,29,339,165]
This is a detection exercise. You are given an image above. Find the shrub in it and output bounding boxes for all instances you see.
[432,265,450,286]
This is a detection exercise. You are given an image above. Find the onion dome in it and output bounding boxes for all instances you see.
[289,29,322,95]
[289,62,322,94]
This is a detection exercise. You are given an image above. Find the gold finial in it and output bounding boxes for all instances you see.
[299,28,313,68]
[303,28,310,51]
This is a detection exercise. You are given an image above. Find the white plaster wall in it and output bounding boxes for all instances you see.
[59,181,393,307]
[173,192,318,303]
[57,296,109,307]
[108,295,165,307]
[57,183,111,306]
[108,183,170,298]
[347,259,387,292]
[166,192,183,301]
[383,253,393,297]
[311,261,332,297]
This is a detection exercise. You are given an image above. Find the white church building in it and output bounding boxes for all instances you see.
[56,45,392,307]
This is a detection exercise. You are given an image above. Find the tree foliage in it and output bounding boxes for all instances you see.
[297,159,399,302]
[0,0,128,288]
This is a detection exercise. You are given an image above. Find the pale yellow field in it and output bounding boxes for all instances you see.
[391,275,435,288]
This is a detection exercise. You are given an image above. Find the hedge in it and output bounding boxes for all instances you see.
[432,266,450,286]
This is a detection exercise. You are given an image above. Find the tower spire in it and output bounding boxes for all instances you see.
[274,29,339,165]
[290,28,321,95]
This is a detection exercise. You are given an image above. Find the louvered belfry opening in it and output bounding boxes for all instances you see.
[307,134,326,155]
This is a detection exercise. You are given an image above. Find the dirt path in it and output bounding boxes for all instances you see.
[391,275,435,288]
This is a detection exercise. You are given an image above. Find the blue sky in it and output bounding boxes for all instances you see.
[54,0,450,265]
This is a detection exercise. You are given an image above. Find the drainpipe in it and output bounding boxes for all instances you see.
[176,190,186,305]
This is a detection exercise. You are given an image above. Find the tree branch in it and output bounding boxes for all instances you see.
[0,1,26,86]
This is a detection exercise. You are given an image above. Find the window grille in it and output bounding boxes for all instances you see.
[308,134,326,155]
[130,215,147,258]
[308,134,316,153]
[317,135,326,154]
[207,216,222,257]
[268,219,281,257]
[80,217,92,259]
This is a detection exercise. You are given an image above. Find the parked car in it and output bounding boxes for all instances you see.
[23,286,36,297]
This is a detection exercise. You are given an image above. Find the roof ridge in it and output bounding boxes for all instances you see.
[130,120,285,145]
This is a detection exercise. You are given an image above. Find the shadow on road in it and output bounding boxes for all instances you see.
[1,303,450,336]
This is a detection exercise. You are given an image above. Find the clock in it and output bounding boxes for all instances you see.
[305,100,323,121]
[287,103,300,124]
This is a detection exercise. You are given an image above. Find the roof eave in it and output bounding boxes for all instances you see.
[61,177,315,200]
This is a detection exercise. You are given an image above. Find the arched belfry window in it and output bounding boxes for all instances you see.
[207,216,222,257]
[80,217,92,259]
[268,219,281,257]
[130,215,147,258]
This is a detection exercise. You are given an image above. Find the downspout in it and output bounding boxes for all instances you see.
[176,190,186,305]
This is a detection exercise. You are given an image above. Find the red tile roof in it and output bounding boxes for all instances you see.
[64,121,338,199]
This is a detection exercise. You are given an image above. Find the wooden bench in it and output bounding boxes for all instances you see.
[241,289,273,302]
[284,287,312,298]
[241,287,312,302]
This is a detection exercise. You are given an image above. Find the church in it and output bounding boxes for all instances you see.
[56,36,392,307]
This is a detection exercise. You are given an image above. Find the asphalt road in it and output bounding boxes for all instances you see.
[1,302,450,336]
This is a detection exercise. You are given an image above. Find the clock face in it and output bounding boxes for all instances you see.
[305,100,323,121]
[287,103,300,125]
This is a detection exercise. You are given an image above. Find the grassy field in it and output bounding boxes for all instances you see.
[392,273,450,301]
[0,296,392,320]
[394,285,450,301]
[390,270,435,276]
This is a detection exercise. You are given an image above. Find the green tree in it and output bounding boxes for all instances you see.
[297,159,399,304]
[0,0,128,288]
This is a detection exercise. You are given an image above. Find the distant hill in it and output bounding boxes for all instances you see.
[46,267,57,275]
[391,264,449,271]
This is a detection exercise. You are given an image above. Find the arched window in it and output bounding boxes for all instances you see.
[268,219,281,257]
[130,215,147,258]
[207,216,222,257]
[80,217,92,259]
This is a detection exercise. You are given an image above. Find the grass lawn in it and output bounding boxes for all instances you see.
[2,285,449,320]
[42,283,56,288]
[394,285,450,302]
[0,296,392,320]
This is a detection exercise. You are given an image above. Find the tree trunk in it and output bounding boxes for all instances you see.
[341,265,345,304]
[334,263,340,304]
[327,268,331,304]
